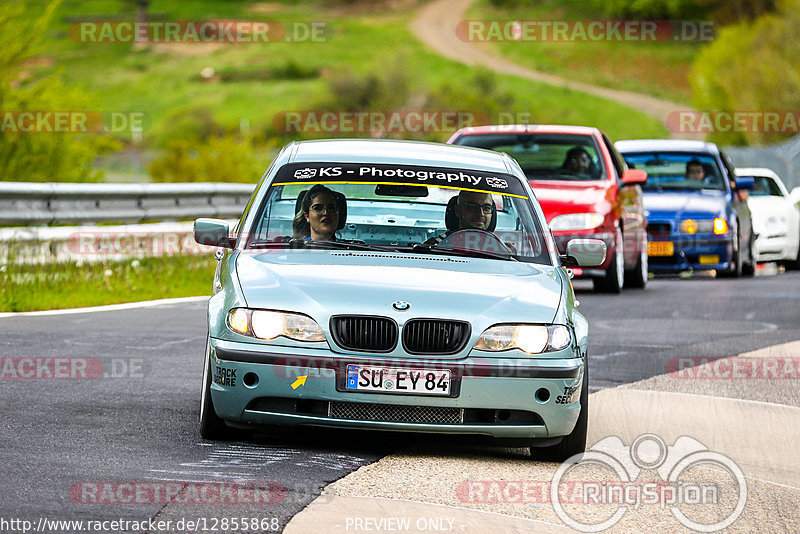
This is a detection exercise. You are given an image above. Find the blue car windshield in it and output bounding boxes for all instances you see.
[621,152,726,192]
[246,162,553,265]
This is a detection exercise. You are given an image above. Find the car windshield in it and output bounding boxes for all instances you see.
[245,162,552,265]
[452,133,604,181]
[749,176,783,197]
[621,152,726,192]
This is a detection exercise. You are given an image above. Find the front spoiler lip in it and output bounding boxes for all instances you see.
[213,346,582,379]
[237,412,552,439]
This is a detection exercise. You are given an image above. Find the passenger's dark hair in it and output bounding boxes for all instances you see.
[292,184,336,238]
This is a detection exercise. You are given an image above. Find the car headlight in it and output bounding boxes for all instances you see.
[226,308,326,342]
[549,213,605,231]
[473,324,571,354]
[679,218,728,235]
[766,215,787,228]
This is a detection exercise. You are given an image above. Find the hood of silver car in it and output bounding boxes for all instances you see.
[235,250,562,327]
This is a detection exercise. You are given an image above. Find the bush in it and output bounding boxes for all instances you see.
[148,135,262,182]
[0,0,119,182]
[691,1,800,145]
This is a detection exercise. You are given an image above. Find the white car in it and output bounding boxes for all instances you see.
[736,167,800,268]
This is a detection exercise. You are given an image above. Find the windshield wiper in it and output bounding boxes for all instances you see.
[412,243,517,261]
[249,240,291,249]
[287,239,401,252]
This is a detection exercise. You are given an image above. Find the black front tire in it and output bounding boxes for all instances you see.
[594,229,624,293]
[624,234,648,289]
[718,234,743,278]
[200,337,228,440]
[742,233,756,277]
[532,361,588,462]
[782,236,800,270]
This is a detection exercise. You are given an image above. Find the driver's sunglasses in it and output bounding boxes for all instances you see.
[460,201,494,214]
[309,203,338,214]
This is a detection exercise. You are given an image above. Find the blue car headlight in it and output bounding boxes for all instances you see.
[473,324,571,354]
[679,218,729,235]
[227,308,326,342]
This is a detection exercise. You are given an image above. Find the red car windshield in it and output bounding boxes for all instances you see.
[453,133,605,181]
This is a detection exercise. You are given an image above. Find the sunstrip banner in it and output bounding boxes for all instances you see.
[272,162,528,198]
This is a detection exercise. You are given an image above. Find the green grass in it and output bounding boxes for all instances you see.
[18,0,667,156]
[0,255,214,311]
[469,0,703,104]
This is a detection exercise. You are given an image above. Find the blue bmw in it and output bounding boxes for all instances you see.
[193,139,607,460]
[616,139,755,277]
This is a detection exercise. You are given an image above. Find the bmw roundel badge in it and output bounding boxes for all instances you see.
[392,301,410,311]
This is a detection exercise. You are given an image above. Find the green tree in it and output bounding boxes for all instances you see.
[691,0,800,145]
[0,0,118,182]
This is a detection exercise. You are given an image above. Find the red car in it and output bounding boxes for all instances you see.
[449,125,648,292]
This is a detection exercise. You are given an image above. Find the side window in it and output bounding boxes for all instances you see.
[601,133,625,179]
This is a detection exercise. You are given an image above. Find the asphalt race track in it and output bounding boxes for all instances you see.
[1,270,799,532]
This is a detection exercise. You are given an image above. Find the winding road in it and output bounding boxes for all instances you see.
[410,0,702,139]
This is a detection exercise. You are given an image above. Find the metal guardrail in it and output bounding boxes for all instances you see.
[0,182,255,225]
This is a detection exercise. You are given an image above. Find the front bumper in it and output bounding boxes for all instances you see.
[647,226,734,272]
[755,233,794,262]
[208,338,585,440]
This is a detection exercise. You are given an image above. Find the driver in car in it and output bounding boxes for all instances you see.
[455,191,494,231]
[424,191,495,246]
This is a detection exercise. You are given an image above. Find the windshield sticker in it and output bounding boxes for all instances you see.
[272,162,527,198]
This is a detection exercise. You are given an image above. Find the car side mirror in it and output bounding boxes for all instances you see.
[621,169,647,185]
[791,186,800,206]
[194,218,234,248]
[561,238,607,267]
[734,176,755,190]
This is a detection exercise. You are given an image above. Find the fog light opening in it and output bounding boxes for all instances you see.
[243,372,259,388]
[535,388,550,403]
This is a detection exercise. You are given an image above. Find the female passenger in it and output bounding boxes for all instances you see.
[292,184,341,241]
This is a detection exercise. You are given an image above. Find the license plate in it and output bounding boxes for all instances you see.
[346,365,451,396]
[647,241,674,256]
[699,254,720,265]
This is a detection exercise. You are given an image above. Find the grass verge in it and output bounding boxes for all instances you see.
[0,255,214,312]
[20,0,667,152]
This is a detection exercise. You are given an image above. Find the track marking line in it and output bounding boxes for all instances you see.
[619,388,800,411]
[0,296,208,318]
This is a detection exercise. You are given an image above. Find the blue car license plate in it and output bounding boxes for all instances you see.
[346,364,451,395]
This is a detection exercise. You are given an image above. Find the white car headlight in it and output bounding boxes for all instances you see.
[473,324,572,354]
[549,213,605,231]
[227,308,326,342]
[766,215,787,228]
